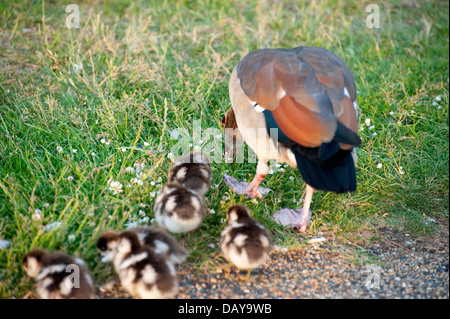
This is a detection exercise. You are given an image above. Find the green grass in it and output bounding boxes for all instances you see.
[0,0,448,298]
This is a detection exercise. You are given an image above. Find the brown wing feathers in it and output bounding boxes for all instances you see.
[237,46,360,149]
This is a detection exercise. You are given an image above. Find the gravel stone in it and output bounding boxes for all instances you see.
[98,226,449,299]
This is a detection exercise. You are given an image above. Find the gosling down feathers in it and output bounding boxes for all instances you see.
[220,205,272,280]
[154,182,206,233]
[97,226,188,265]
[168,151,211,196]
[109,231,179,299]
[225,46,361,232]
[22,249,95,299]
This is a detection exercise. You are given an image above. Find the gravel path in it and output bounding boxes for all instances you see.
[98,225,449,299]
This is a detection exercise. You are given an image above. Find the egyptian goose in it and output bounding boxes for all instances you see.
[168,151,211,196]
[110,231,179,299]
[23,248,96,299]
[225,46,361,232]
[97,226,188,264]
[220,205,272,281]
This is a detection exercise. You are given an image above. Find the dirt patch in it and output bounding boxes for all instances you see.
[373,222,449,255]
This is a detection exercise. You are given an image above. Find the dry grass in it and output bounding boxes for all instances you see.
[0,0,448,298]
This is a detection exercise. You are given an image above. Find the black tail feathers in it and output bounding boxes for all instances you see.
[292,144,357,193]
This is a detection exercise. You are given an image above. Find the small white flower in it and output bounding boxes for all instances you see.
[275,163,281,168]
[109,181,123,195]
[138,203,147,208]
[121,147,126,152]
[150,181,155,186]
[389,111,394,115]
[377,163,383,169]
[141,216,150,224]
[289,176,295,181]
[432,101,438,106]
[144,142,150,147]
[100,138,106,144]
[32,210,42,222]
[72,149,77,153]
[410,110,415,114]
[131,178,143,185]
[167,153,174,159]
[365,118,371,126]
[68,234,76,242]
[73,63,82,73]
[150,191,157,198]
[252,198,258,205]
[42,221,63,232]
[67,176,74,181]
[220,218,226,223]
[268,169,274,175]
[157,177,162,183]
[435,96,442,102]
[125,167,135,173]
[135,171,145,179]
[369,125,375,130]
[208,243,215,249]
[399,166,405,175]
[105,141,110,145]
[372,132,377,137]
[91,152,96,156]
[57,146,63,153]
[359,126,364,131]
[210,209,216,214]
[133,162,145,170]
[138,210,146,217]
[43,203,50,208]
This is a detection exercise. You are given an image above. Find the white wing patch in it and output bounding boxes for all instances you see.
[119,252,148,270]
[343,87,351,99]
[154,240,170,255]
[233,234,248,247]
[254,104,265,113]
